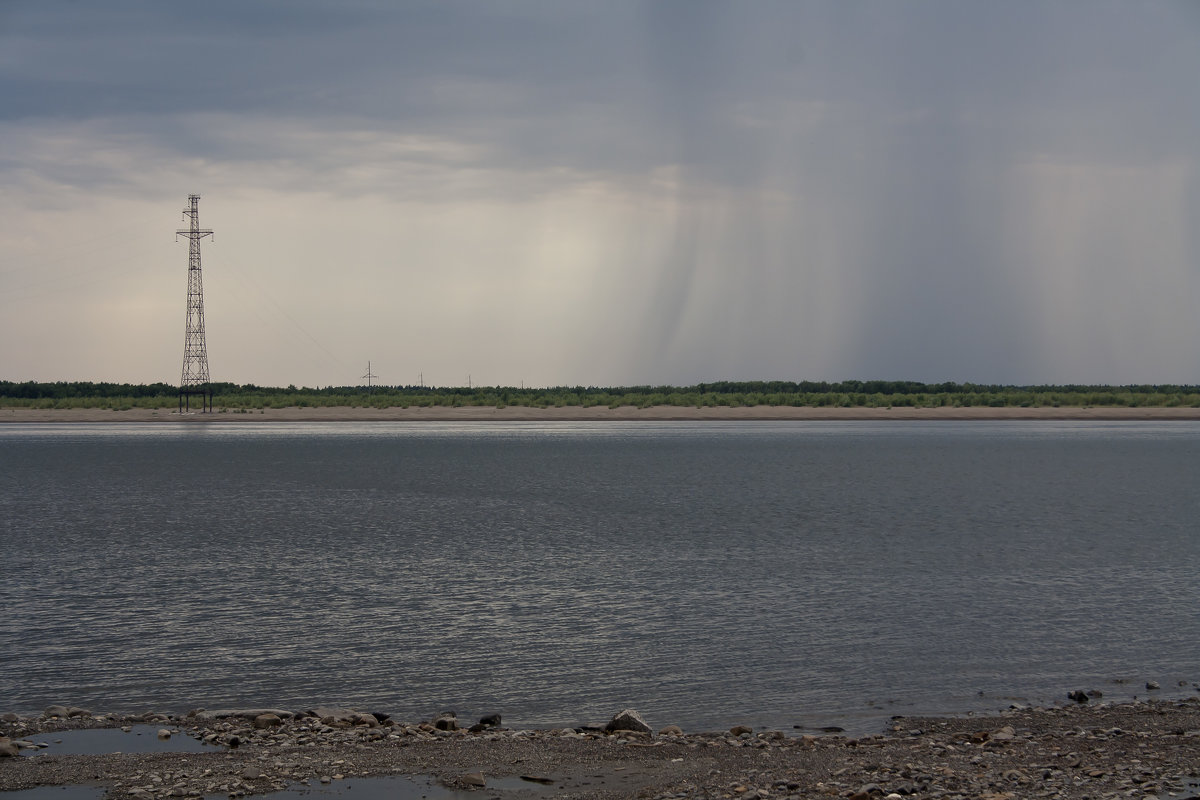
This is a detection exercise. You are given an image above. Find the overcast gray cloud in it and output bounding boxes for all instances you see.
[1,1,1197,387]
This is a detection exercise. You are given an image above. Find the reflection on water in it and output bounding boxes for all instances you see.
[2,421,1199,732]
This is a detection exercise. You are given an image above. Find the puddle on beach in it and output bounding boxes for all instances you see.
[19,726,215,756]
[0,771,556,800]
[0,788,104,800]
[249,775,555,800]
[1158,777,1200,800]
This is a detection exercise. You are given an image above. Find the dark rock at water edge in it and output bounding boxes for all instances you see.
[468,713,502,733]
[195,708,295,721]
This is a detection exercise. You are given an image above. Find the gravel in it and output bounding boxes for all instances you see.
[3,698,1198,799]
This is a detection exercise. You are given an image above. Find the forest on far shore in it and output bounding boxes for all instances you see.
[2,379,1199,411]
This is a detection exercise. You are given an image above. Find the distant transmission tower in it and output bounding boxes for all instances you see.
[176,194,214,412]
[362,361,377,393]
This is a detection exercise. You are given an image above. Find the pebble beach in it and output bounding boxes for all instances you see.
[3,699,1199,800]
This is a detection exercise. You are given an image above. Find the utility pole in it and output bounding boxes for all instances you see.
[177,194,214,413]
[362,361,377,393]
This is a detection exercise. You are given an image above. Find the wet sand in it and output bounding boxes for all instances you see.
[3,405,1200,423]
[3,701,1199,799]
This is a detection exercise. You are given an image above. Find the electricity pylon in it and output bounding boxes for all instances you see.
[177,194,214,412]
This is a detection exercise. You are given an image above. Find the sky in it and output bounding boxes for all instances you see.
[2,1,1198,388]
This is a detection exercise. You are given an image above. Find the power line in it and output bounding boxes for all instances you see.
[361,360,377,392]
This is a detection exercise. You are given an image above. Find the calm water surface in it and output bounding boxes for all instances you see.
[1,421,1197,733]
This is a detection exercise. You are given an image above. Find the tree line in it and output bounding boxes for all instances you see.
[2,379,1199,410]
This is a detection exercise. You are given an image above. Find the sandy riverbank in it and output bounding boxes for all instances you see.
[4,405,1200,423]
[3,700,1199,799]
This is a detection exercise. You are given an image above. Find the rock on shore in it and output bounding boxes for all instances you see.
[0,700,1198,799]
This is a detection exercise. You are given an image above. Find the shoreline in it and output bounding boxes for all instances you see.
[3,700,1199,799]
[4,404,1200,423]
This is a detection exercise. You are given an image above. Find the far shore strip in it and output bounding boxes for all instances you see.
[4,405,1200,422]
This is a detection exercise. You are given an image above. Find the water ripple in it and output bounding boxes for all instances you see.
[2,421,1199,731]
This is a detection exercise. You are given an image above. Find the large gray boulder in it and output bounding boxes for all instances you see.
[604,708,651,734]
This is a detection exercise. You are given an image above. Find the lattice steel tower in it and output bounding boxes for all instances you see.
[177,194,214,412]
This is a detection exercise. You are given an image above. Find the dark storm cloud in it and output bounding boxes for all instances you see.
[1,1,802,179]
[8,1,1192,183]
